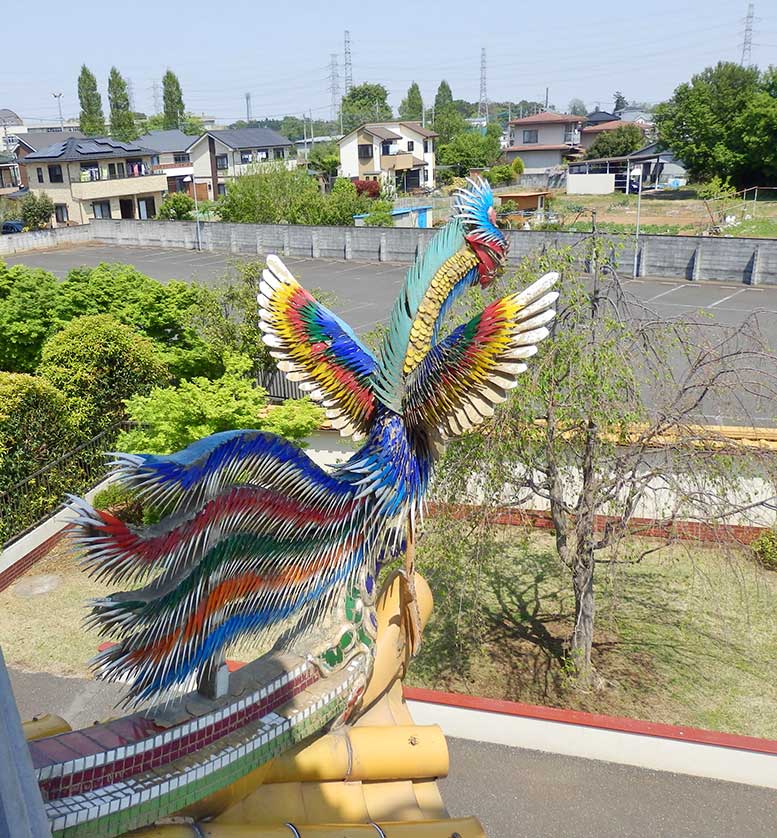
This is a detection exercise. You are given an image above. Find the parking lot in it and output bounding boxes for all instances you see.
[5,243,777,424]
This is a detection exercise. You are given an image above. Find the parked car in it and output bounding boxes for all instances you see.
[2,220,23,234]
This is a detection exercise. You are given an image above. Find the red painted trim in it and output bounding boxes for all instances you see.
[403,686,777,757]
[0,529,68,593]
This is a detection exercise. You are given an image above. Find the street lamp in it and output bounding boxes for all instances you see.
[631,166,643,278]
[183,175,202,251]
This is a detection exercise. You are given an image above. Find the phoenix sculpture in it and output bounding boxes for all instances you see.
[69,178,559,707]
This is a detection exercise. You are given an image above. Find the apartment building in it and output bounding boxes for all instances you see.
[20,136,168,225]
[338,122,437,190]
[186,127,294,198]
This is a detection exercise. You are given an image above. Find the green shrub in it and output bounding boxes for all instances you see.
[38,315,168,433]
[752,530,777,571]
[363,199,395,227]
[91,481,145,524]
[511,156,525,176]
[697,176,738,202]
[0,372,79,493]
[485,165,514,186]
[19,192,54,230]
[156,193,195,221]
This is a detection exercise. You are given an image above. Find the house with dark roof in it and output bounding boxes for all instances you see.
[19,136,169,225]
[0,152,21,195]
[136,130,205,200]
[10,131,86,187]
[505,112,582,174]
[185,127,294,198]
[338,122,438,190]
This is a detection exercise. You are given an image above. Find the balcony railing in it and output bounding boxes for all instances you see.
[79,166,154,182]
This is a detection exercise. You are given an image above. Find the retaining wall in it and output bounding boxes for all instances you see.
[3,219,777,284]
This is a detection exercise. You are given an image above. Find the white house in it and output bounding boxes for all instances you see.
[338,122,437,190]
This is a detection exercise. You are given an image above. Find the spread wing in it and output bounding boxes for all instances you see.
[258,255,378,439]
[403,272,559,439]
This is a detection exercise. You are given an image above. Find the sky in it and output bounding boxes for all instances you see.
[4,0,777,128]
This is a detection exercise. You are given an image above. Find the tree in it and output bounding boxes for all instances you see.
[308,142,341,178]
[280,115,305,141]
[568,98,588,116]
[399,82,424,122]
[156,192,195,220]
[438,129,501,175]
[655,61,764,184]
[0,263,59,372]
[77,65,105,136]
[585,124,645,159]
[434,80,453,114]
[181,113,205,136]
[19,192,54,230]
[38,314,168,432]
[162,69,185,130]
[432,240,776,684]
[433,104,468,145]
[613,91,628,111]
[729,91,777,185]
[108,67,138,142]
[341,83,392,131]
[116,354,323,455]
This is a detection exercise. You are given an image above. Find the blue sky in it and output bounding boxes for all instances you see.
[5,0,777,127]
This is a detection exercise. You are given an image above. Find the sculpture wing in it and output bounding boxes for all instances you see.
[259,255,378,439]
[69,431,365,705]
[403,273,559,439]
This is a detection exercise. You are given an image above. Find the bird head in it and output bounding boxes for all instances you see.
[455,177,509,286]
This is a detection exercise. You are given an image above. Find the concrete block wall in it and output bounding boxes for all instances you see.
[6,219,777,285]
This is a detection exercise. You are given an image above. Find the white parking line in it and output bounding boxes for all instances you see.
[708,288,747,308]
[645,285,686,303]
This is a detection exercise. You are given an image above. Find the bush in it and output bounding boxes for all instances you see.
[353,179,380,198]
[697,176,738,202]
[363,199,395,227]
[511,157,525,176]
[91,482,146,524]
[0,372,79,493]
[38,314,168,433]
[752,531,777,571]
[485,165,514,186]
[116,354,323,455]
[20,192,54,230]
[0,262,60,372]
[156,192,195,221]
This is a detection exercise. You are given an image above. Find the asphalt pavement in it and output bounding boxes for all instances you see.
[9,668,777,838]
[5,244,777,424]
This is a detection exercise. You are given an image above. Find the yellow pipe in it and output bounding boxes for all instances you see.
[22,714,71,741]
[264,724,448,784]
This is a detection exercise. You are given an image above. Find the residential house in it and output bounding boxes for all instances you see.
[11,131,86,187]
[186,127,294,199]
[338,122,437,190]
[0,153,20,194]
[136,129,207,200]
[504,112,582,174]
[581,119,626,150]
[20,136,168,226]
[614,107,655,127]
[585,110,619,126]
[1,110,81,151]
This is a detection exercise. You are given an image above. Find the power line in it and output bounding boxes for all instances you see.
[478,47,488,120]
[329,54,341,121]
[344,30,353,95]
[741,2,755,65]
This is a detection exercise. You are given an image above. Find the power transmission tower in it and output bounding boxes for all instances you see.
[329,54,341,121]
[245,92,252,121]
[127,78,135,112]
[741,2,755,65]
[478,47,488,121]
[152,81,161,113]
[344,30,353,95]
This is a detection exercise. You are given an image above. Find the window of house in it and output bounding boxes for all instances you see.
[240,150,252,164]
[273,147,285,160]
[92,200,111,219]
[117,162,125,178]
[357,144,373,160]
[523,129,539,144]
[217,183,227,196]
[36,167,44,184]
[173,152,190,163]
[381,142,391,155]
[48,164,63,183]
[257,149,268,160]
[407,140,414,152]
[215,154,228,170]
[108,163,117,179]
[54,204,68,223]
[424,139,432,154]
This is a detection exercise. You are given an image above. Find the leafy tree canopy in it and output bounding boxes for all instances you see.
[78,65,105,135]
[341,83,392,132]
[585,123,645,159]
[613,91,628,111]
[162,69,185,130]
[433,104,468,145]
[156,192,195,221]
[108,67,138,142]
[308,142,340,178]
[438,128,502,175]
[399,82,423,122]
[434,80,453,114]
[568,97,588,116]
[20,192,53,230]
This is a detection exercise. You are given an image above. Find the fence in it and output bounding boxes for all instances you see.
[258,368,306,402]
[0,422,131,548]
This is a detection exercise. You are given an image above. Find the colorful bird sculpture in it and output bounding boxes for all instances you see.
[69,178,559,706]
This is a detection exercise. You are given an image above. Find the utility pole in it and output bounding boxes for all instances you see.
[478,47,488,121]
[329,53,341,122]
[343,30,353,95]
[741,2,754,65]
[245,92,252,122]
[52,92,64,130]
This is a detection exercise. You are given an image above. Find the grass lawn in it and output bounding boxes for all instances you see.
[406,531,777,739]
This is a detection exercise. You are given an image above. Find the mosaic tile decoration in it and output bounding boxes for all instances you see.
[29,653,368,838]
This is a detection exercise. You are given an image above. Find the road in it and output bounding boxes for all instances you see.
[5,244,777,424]
[9,668,777,838]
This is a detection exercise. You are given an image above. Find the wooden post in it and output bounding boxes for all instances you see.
[403,516,422,655]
